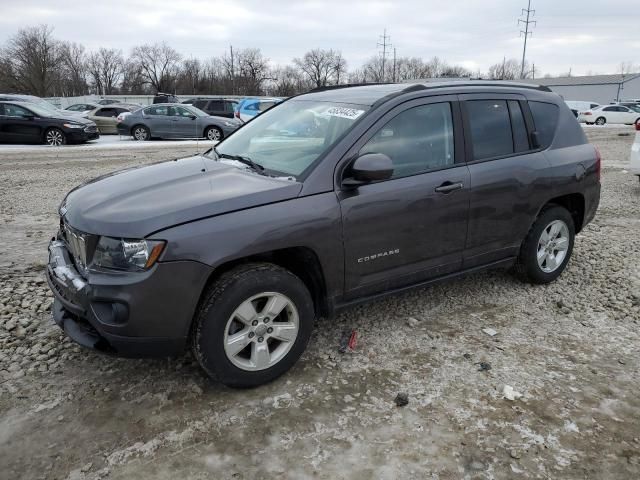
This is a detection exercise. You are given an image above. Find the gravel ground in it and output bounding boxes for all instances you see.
[1,128,639,479]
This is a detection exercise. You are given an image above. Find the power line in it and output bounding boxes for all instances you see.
[518,0,536,79]
[377,28,392,82]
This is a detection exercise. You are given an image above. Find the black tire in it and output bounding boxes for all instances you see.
[595,117,606,126]
[205,126,223,142]
[515,206,575,284]
[131,124,150,141]
[44,127,66,146]
[192,263,314,388]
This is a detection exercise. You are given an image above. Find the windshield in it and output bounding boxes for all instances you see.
[25,104,65,117]
[629,105,640,113]
[212,100,369,177]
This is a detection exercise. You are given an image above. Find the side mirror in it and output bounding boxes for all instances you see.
[343,153,394,187]
[23,114,35,121]
[530,130,542,149]
[189,115,196,120]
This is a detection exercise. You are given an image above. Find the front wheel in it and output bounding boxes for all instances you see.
[192,263,314,388]
[205,126,223,141]
[515,206,575,284]
[132,125,150,141]
[44,128,66,146]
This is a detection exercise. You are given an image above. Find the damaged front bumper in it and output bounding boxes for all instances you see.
[46,237,212,358]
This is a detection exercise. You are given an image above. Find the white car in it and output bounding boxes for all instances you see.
[579,105,640,126]
[631,120,640,180]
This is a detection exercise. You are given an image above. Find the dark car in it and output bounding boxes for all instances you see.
[47,81,600,387]
[0,101,99,145]
[153,93,180,104]
[116,103,241,141]
[183,98,238,118]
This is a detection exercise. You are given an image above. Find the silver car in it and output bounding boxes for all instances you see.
[117,103,241,141]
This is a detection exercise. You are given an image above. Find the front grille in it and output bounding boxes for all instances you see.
[62,222,90,271]
[84,125,97,133]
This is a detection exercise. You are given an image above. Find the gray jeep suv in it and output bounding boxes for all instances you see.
[47,82,600,387]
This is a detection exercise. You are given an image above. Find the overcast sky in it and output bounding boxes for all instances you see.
[0,0,637,77]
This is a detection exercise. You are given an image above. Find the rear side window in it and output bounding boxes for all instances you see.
[194,100,207,109]
[528,101,559,149]
[208,100,224,110]
[466,100,513,160]
[144,105,168,116]
[508,101,530,152]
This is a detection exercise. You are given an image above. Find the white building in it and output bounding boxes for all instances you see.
[522,74,640,105]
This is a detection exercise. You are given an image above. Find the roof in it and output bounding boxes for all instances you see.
[298,81,551,106]
[521,73,640,87]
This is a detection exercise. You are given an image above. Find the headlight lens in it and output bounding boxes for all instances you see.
[92,237,165,271]
[223,121,237,127]
[63,123,85,129]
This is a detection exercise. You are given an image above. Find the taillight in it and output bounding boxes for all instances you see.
[594,145,601,183]
[635,120,640,131]
[235,111,240,119]
[583,112,592,116]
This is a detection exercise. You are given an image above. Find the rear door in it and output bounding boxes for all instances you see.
[339,96,470,298]
[460,95,553,267]
[142,105,171,137]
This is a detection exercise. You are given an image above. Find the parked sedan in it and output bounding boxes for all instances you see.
[579,105,640,125]
[117,104,241,141]
[0,101,99,145]
[65,103,100,116]
[87,104,140,134]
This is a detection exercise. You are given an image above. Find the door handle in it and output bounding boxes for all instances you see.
[435,182,464,193]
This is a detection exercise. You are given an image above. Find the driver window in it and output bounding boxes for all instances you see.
[360,102,455,179]
[5,104,31,117]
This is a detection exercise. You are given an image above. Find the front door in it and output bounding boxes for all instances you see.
[339,97,470,299]
[0,103,41,143]
[169,106,200,138]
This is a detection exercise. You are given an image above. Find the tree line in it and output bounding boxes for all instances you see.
[0,24,537,98]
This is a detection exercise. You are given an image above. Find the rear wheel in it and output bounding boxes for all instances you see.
[44,128,66,146]
[132,125,150,141]
[205,126,223,141]
[595,117,606,126]
[192,263,314,388]
[515,206,575,284]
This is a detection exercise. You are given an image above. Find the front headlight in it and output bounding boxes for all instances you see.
[223,121,237,127]
[91,237,165,271]
[63,123,85,129]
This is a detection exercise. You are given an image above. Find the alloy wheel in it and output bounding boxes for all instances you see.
[133,127,148,141]
[223,292,299,371]
[537,219,570,273]
[207,128,221,141]
[46,130,64,146]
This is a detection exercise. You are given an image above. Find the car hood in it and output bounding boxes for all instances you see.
[61,155,302,238]
[45,112,94,125]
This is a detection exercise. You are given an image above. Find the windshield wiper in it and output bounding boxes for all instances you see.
[215,147,265,174]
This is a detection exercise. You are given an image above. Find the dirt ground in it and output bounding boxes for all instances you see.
[1,129,639,480]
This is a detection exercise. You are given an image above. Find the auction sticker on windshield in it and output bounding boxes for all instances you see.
[324,106,365,119]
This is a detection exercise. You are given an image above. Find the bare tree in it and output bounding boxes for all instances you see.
[268,66,310,96]
[131,42,181,92]
[58,42,88,96]
[487,58,528,80]
[4,24,62,96]
[86,48,123,95]
[237,48,271,95]
[294,49,344,88]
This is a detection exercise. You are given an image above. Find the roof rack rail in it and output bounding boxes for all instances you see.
[308,82,391,93]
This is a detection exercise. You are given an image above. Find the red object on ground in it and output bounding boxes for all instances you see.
[348,330,357,350]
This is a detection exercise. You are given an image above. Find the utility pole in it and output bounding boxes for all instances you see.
[392,47,397,82]
[518,0,536,79]
[377,29,392,82]
[230,45,235,95]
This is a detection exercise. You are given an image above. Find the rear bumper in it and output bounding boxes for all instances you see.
[46,238,212,358]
